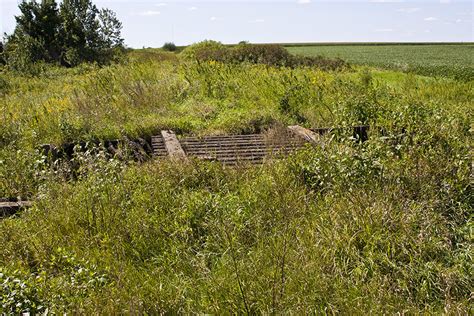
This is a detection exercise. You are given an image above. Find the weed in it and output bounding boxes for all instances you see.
[0,45,472,313]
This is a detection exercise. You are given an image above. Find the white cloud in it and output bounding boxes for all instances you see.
[249,19,265,23]
[210,16,223,21]
[370,0,405,3]
[188,6,197,11]
[375,28,394,32]
[297,0,311,4]
[439,0,451,4]
[139,10,161,16]
[396,7,420,13]
[155,3,167,7]
[424,17,437,21]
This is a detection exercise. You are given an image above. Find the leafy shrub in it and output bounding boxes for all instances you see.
[230,44,295,67]
[0,248,110,314]
[180,40,225,60]
[194,44,294,66]
[162,42,177,52]
[359,68,373,88]
[45,247,109,304]
[295,55,347,71]
[278,83,308,123]
[291,141,384,194]
[3,0,124,69]
[192,43,348,70]
[1,35,48,74]
[0,268,46,314]
[0,148,47,199]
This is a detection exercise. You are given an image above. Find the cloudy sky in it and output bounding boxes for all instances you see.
[1,0,472,47]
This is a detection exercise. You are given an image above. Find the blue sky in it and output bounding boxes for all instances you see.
[1,0,472,47]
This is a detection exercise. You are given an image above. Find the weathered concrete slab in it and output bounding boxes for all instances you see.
[161,130,187,160]
[0,201,33,217]
[288,125,320,143]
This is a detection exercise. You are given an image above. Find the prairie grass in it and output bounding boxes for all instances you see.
[1,135,471,313]
[0,49,472,313]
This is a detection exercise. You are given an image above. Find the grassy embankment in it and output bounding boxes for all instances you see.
[0,46,472,313]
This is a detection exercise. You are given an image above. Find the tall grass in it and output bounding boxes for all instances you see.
[0,49,472,313]
[1,130,471,313]
[1,59,471,199]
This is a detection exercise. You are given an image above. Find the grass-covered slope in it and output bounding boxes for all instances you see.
[0,48,473,313]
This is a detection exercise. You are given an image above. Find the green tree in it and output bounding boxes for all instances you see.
[162,42,177,52]
[4,0,124,69]
[59,0,99,65]
[96,8,125,63]
[4,0,61,69]
[60,0,124,66]
[0,41,5,65]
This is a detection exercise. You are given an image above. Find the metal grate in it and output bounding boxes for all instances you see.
[150,126,354,164]
[151,135,168,157]
[180,131,308,165]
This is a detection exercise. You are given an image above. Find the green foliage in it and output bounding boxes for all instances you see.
[0,148,46,199]
[162,42,177,52]
[180,40,226,60]
[288,44,474,81]
[0,46,472,312]
[0,268,46,314]
[189,42,347,70]
[0,248,109,313]
[3,0,124,70]
[1,135,471,312]
[59,0,124,66]
[128,48,179,63]
[227,44,295,67]
[44,247,110,308]
[0,75,10,95]
[0,42,5,65]
[4,0,62,70]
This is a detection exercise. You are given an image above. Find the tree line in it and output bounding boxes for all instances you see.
[0,0,124,70]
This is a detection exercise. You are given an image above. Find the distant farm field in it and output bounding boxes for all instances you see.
[287,44,474,81]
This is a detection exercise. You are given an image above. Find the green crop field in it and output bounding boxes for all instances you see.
[1,42,473,314]
[287,43,474,81]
